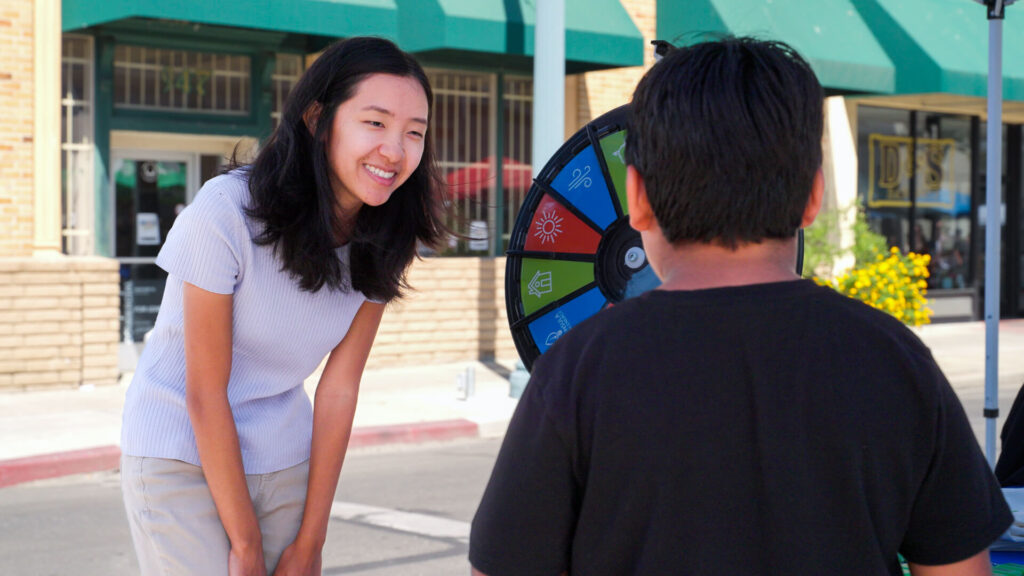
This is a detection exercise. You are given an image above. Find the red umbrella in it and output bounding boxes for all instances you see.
[445,156,533,199]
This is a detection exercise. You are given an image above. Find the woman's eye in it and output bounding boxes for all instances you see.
[408,131,424,139]
[366,120,385,128]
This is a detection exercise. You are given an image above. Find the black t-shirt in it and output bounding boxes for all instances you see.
[470,280,1010,576]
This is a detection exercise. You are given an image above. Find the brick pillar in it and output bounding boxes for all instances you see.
[0,2,122,391]
[33,0,62,255]
[0,0,37,256]
[573,0,656,129]
[0,258,120,390]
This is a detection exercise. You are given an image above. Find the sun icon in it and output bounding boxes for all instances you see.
[534,210,564,244]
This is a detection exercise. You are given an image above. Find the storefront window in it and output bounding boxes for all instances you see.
[858,106,973,289]
[1019,129,1024,313]
[271,54,303,130]
[858,106,912,252]
[429,70,496,255]
[502,76,534,252]
[975,122,1012,309]
[915,114,972,289]
[426,69,534,256]
[61,35,94,256]
[113,45,251,115]
[114,157,189,341]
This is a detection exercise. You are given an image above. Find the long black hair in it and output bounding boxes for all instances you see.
[243,37,446,302]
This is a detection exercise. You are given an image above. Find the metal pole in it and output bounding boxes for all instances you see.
[532,0,565,177]
[983,14,1004,467]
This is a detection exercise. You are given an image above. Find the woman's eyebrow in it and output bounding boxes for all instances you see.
[362,105,427,125]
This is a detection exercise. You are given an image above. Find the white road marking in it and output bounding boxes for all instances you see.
[331,501,470,543]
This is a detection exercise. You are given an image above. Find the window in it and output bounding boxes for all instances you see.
[502,76,534,252]
[113,45,250,114]
[915,114,972,290]
[858,106,974,290]
[61,35,94,256]
[272,54,303,130]
[427,70,534,255]
[429,70,496,254]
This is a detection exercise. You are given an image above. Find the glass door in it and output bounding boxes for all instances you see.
[111,151,197,344]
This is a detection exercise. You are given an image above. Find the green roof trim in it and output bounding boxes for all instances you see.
[65,0,642,72]
[63,0,399,40]
[850,0,1024,100]
[396,0,643,72]
[657,0,895,94]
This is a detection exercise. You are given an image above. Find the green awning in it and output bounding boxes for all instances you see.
[657,0,896,94]
[396,0,644,73]
[62,0,399,40]
[850,0,1024,100]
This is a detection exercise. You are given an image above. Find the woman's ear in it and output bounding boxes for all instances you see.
[627,165,655,232]
[303,102,323,136]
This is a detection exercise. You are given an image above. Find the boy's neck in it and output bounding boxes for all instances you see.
[651,237,803,291]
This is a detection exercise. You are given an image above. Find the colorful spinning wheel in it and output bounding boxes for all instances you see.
[505,105,804,371]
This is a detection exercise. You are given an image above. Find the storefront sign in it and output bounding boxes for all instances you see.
[160,66,212,98]
[867,134,956,208]
[136,212,161,246]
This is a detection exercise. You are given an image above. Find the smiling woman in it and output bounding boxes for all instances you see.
[118,37,448,576]
[325,74,430,216]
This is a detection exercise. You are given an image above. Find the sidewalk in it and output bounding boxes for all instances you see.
[0,358,522,487]
[2,319,1024,488]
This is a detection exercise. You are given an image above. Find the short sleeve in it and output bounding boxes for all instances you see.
[900,376,1013,565]
[156,184,247,295]
[470,369,578,576]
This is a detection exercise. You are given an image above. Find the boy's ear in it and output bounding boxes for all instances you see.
[626,165,656,232]
[303,102,323,136]
[800,169,825,229]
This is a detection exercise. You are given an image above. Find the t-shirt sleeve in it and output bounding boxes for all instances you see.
[469,366,579,576]
[155,185,246,295]
[899,374,1013,565]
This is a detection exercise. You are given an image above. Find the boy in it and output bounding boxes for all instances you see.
[469,37,1010,576]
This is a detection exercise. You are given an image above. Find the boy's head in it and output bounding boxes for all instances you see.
[624,37,824,249]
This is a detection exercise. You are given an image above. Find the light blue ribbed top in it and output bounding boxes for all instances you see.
[121,170,368,474]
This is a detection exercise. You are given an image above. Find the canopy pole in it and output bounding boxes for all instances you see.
[533,0,565,177]
[983,9,1004,468]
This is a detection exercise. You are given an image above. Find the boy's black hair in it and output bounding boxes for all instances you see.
[624,37,824,248]
[241,36,446,302]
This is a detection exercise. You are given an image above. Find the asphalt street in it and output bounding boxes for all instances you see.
[0,439,503,576]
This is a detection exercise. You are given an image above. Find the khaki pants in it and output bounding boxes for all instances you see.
[121,455,309,575]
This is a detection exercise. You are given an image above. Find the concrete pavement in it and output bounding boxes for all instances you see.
[2,319,1024,488]
[0,358,522,487]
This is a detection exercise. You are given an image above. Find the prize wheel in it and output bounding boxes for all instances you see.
[505,104,804,371]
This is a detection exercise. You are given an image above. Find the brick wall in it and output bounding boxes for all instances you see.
[0,258,120,390]
[367,257,517,369]
[574,0,656,127]
[0,0,35,257]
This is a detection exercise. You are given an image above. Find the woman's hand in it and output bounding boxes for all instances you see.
[272,537,322,576]
[229,544,268,576]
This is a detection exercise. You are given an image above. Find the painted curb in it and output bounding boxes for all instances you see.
[0,419,482,488]
[348,419,480,448]
[0,445,122,488]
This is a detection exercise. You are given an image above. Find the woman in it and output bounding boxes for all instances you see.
[120,37,445,576]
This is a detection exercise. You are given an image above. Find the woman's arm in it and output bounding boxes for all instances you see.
[273,300,385,576]
[183,282,266,576]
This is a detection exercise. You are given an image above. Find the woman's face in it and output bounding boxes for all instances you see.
[325,73,430,215]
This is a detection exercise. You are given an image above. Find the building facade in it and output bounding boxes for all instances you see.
[7,0,1022,390]
[2,0,652,389]
[659,0,1024,322]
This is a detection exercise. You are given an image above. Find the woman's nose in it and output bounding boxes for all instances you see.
[379,138,403,162]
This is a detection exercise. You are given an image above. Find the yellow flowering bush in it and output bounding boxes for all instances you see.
[816,247,933,327]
